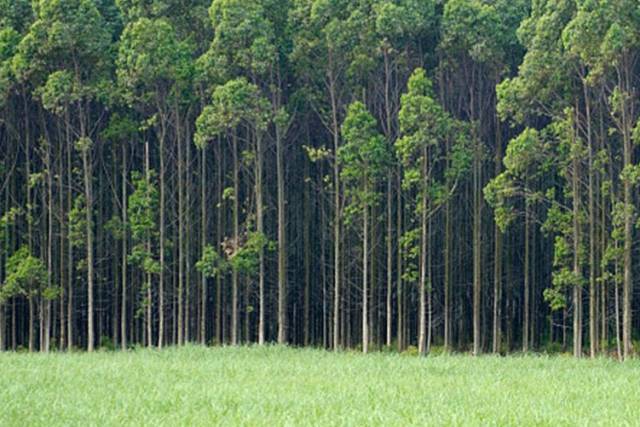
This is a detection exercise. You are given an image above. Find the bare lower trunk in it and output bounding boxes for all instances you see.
[386,179,393,347]
[200,147,207,345]
[362,202,369,354]
[473,147,482,356]
[277,127,287,345]
[231,133,239,346]
[523,197,530,353]
[572,152,582,358]
[418,152,428,356]
[121,145,128,350]
[256,133,265,346]
[82,148,95,353]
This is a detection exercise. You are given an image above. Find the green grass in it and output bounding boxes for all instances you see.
[1,346,639,426]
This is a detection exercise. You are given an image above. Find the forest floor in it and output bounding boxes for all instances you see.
[1,345,638,426]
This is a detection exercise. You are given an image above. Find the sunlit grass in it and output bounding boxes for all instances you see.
[1,345,638,426]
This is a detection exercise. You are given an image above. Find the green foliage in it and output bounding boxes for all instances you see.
[12,0,113,109]
[68,195,88,249]
[485,128,548,232]
[497,0,576,123]
[74,137,93,154]
[484,172,517,232]
[1,246,57,302]
[101,113,138,142]
[338,101,390,220]
[196,245,228,278]
[503,128,544,177]
[229,232,272,276]
[0,207,21,248]
[400,227,420,283]
[199,0,276,84]
[195,78,270,148]
[397,68,469,213]
[117,17,193,107]
[127,170,159,275]
[0,0,32,34]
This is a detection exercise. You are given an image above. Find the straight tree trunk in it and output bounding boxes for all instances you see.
[81,147,95,353]
[362,181,369,354]
[303,160,311,346]
[330,78,341,351]
[523,197,530,353]
[158,113,167,348]
[583,82,597,358]
[492,118,503,354]
[386,178,393,347]
[277,125,287,345]
[473,143,482,356]
[121,144,128,350]
[231,132,239,346]
[256,131,265,346]
[177,111,185,346]
[396,169,403,351]
[200,146,207,345]
[572,140,582,358]
[418,150,428,356]
[622,105,633,360]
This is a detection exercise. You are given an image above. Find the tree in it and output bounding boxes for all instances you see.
[117,16,192,347]
[127,170,160,347]
[12,0,113,352]
[195,77,269,345]
[396,68,470,355]
[339,101,390,353]
[1,246,57,352]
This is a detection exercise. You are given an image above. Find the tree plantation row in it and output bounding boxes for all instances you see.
[0,0,639,359]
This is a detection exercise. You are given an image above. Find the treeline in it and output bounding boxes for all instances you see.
[0,0,639,359]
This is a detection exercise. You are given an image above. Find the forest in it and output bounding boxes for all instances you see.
[0,0,639,360]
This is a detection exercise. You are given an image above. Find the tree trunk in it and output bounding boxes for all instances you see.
[256,131,265,346]
[231,132,239,346]
[572,144,582,358]
[396,169,403,351]
[121,144,128,350]
[177,112,185,346]
[473,143,482,356]
[200,146,207,345]
[303,160,311,346]
[277,124,287,345]
[418,150,428,356]
[158,114,166,348]
[386,178,393,348]
[523,197,530,353]
[492,118,503,354]
[82,147,94,353]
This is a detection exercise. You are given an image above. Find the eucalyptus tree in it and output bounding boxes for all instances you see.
[195,77,270,345]
[202,0,292,344]
[330,0,438,349]
[396,68,470,355]
[0,208,20,351]
[1,246,57,352]
[485,126,555,354]
[117,16,192,347]
[580,0,640,360]
[195,245,228,343]
[339,101,390,353]
[290,0,364,350]
[497,0,584,355]
[439,0,527,355]
[12,0,113,352]
[127,170,160,347]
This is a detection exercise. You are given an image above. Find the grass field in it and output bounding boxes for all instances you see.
[1,346,639,426]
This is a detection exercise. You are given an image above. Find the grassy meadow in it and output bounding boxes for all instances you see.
[1,346,639,426]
